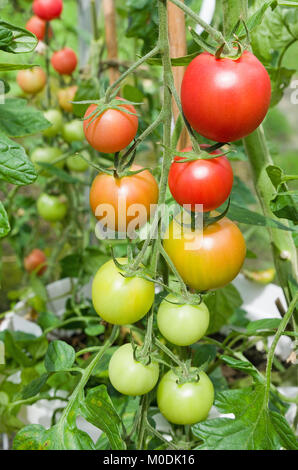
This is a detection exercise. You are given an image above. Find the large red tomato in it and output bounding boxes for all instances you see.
[17,67,46,94]
[51,48,77,75]
[181,51,271,143]
[89,165,159,233]
[163,215,246,291]
[25,16,53,41]
[24,249,47,276]
[33,0,63,21]
[168,145,233,212]
[83,99,138,153]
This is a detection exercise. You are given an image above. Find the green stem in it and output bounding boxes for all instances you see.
[170,0,231,51]
[105,45,160,102]
[44,21,51,108]
[265,292,298,404]
[155,338,189,376]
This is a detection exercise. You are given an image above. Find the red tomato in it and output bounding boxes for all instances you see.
[168,145,233,212]
[17,67,46,94]
[24,249,47,276]
[51,48,77,76]
[33,0,63,21]
[25,16,53,41]
[181,51,271,142]
[83,99,138,153]
[163,215,246,291]
[89,165,159,232]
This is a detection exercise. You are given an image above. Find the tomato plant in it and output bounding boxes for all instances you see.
[163,216,246,291]
[37,193,67,222]
[25,15,52,41]
[181,51,271,143]
[108,344,159,396]
[157,294,210,346]
[24,248,47,276]
[89,165,159,232]
[83,100,138,153]
[33,0,63,21]
[168,145,233,212]
[17,67,46,94]
[157,369,214,425]
[51,47,78,75]
[92,258,155,325]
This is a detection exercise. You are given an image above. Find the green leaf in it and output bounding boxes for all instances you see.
[0,63,37,71]
[72,78,100,117]
[21,373,49,400]
[0,133,37,185]
[0,20,37,53]
[147,52,199,66]
[246,318,281,332]
[122,84,144,103]
[220,355,263,382]
[266,165,298,223]
[268,66,296,106]
[0,201,10,238]
[85,324,105,336]
[0,98,50,137]
[236,1,275,38]
[231,176,257,206]
[79,385,126,450]
[192,385,298,450]
[228,202,296,231]
[44,340,75,372]
[205,284,243,334]
[36,162,85,184]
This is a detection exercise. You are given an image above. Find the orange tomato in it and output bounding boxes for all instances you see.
[58,86,78,113]
[17,67,46,94]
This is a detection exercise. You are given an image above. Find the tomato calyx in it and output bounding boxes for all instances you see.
[80,97,139,130]
[203,198,231,228]
[172,364,203,385]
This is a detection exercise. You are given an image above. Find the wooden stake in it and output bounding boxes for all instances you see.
[103,0,120,84]
[168,0,191,150]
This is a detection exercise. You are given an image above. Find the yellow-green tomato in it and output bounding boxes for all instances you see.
[157,369,214,425]
[157,294,210,346]
[108,343,159,396]
[92,258,155,325]
[37,193,67,222]
[30,147,64,174]
[66,151,90,172]
[63,120,85,143]
[43,109,63,137]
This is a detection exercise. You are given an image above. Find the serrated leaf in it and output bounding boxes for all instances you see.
[45,340,75,372]
[220,355,263,382]
[246,318,281,332]
[0,133,37,185]
[236,1,275,38]
[0,98,50,138]
[79,385,126,450]
[22,373,49,400]
[205,284,243,334]
[228,202,296,231]
[0,200,10,238]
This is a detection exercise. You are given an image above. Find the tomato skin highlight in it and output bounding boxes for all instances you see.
[157,369,214,425]
[163,215,246,291]
[157,294,210,346]
[17,67,46,95]
[51,48,77,75]
[92,258,155,325]
[181,51,271,142]
[33,0,63,21]
[25,16,52,41]
[24,249,47,276]
[83,100,138,153]
[108,344,159,396]
[37,193,67,222]
[89,165,159,232]
[168,145,233,212]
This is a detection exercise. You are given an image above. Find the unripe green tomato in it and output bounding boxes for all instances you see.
[108,343,159,396]
[31,147,64,174]
[43,109,63,138]
[66,151,90,172]
[157,294,210,346]
[157,369,214,425]
[92,258,155,325]
[37,193,67,222]
[63,120,85,143]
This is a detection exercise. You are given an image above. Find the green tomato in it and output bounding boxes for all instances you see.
[157,294,209,346]
[43,109,63,138]
[92,258,155,325]
[157,369,214,425]
[66,151,90,172]
[108,343,159,396]
[63,120,85,143]
[30,147,64,174]
[37,193,67,222]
